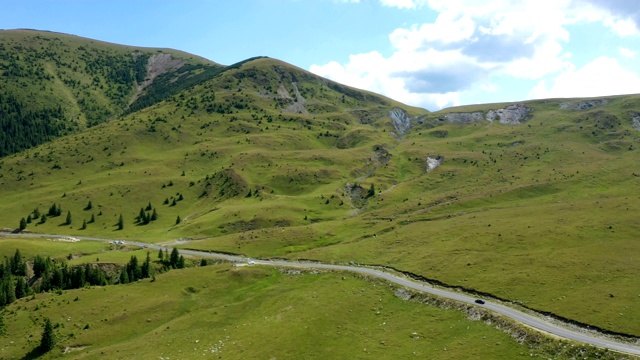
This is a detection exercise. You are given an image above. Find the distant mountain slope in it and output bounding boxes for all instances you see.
[0,29,221,156]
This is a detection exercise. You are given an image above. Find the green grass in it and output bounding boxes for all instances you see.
[0,264,607,359]
[0,31,639,343]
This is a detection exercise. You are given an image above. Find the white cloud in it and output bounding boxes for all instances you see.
[379,0,428,9]
[311,0,640,110]
[619,47,636,58]
[529,56,640,99]
[603,17,639,36]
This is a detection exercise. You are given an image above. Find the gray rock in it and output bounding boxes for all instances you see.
[630,112,640,131]
[559,99,608,110]
[389,108,412,136]
[486,104,531,124]
[444,112,485,124]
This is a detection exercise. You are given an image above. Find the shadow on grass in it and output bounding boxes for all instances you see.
[21,346,46,360]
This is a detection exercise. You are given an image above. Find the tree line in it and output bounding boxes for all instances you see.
[0,247,188,308]
[0,92,70,157]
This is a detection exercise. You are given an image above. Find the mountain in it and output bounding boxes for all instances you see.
[0,29,639,350]
[0,29,221,156]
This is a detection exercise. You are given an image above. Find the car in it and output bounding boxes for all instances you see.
[474,299,485,305]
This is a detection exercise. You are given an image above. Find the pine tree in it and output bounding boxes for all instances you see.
[85,201,92,210]
[89,213,95,223]
[366,183,376,198]
[40,214,47,224]
[19,217,27,230]
[150,208,158,221]
[80,220,87,230]
[65,211,72,225]
[163,198,169,205]
[119,268,129,284]
[15,276,27,299]
[138,208,147,224]
[177,255,186,269]
[117,214,124,230]
[11,249,26,276]
[175,215,181,225]
[141,252,151,278]
[26,214,32,224]
[170,198,177,207]
[33,208,40,218]
[145,202,152,211]
[170,248,180,268]
[158,249,164,261]
[40,318,55,352]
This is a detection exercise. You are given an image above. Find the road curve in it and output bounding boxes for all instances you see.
[3,232,640,356]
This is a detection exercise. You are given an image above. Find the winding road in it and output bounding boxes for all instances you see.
[3,232,640,356]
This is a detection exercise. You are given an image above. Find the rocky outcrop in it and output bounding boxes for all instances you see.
[438,104,532,125]
[560,99,608,110]
[426,156,444,172]
[486,104,531,124]
[443,112,484,124]
[630,112,640,131]
[389,108,412,136]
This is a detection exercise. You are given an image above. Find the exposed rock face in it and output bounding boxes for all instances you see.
[439,104,531,125]
[131,53,186,103]
[630,112,640,131]
[389,108,412,136]
[486,104,531,124]
[560,99,608,110]
[444,112,484,124]
[426,155,444,172]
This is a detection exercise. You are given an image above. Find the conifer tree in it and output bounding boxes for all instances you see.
[40,318,55,352]
[80,220,87,230]
[19,217,27,230]
[170,248,180,268]
[65,211,72,225]
[150,208,158,221]
[117,214,124,230]
[175,215,181,225]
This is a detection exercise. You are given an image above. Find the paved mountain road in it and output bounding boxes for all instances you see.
[3,232,640,356]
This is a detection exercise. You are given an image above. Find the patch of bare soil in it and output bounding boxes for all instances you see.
[129,53,186,104]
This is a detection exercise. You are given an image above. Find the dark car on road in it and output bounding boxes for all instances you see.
[474,299,485,304]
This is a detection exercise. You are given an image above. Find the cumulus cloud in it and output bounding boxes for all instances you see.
[311,0,640,109]
[529,57,640,99]
[619,47,636,58]
[379,0,428,9]
[582,0,640,35]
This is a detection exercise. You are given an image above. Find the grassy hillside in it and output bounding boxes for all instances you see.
[0,238,617,359]
[0,29,220,156]
[0,32,639,348]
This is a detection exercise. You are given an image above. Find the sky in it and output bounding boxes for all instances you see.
[3,0,640,111]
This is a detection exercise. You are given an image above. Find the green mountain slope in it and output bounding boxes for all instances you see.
[0,29,221,156]
[0,32,639,342]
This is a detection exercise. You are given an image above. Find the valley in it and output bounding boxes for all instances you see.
[0,29,639,358]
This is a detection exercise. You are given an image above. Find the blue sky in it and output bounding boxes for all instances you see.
[3,0,640,110]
